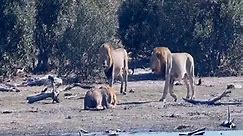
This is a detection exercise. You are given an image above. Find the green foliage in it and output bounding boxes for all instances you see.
[0,0,36,77]
[118,0,242,76]
[0,0,241,80]
[55,0,118,80]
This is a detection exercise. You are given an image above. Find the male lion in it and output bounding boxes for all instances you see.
[99,43,128,95]
[84,85,117,110]
[151,47,195,102]
[150,48,167,78]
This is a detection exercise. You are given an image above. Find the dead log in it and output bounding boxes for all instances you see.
[26,75,59,104]
[27,92,59,104]
[62,83,94,91]
[182,90,242,105]
[220,106,236,128]
[0,84,20,92]
[179,127,206,135]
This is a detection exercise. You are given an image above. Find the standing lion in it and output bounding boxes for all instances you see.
[151,47,195,102]
[99,43,128,95]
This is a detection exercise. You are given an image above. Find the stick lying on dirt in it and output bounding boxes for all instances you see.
[220,106,236,128]
[0,84,20,92]
[62,83,94,91]
[26,76,59,104]
[27,92,59,104]
[179,127,206,135]
[183,90,242,105]
[19,75,63,87]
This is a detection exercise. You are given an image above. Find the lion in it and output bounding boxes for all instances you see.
[99,43,128,95]
[84,85,117,110]
[150,48,167,78]
[151,47,195,102]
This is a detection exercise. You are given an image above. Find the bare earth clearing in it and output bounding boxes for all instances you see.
[0,69,243,135]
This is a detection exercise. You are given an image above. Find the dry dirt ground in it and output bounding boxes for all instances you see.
[0,69,243,135]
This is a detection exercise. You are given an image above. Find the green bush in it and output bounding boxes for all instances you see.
[0,0,241,80]
[118,0,242,76]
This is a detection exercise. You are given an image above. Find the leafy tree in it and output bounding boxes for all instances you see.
[56,0,119,80]
[0,0,36,77]
[118,0,242,76]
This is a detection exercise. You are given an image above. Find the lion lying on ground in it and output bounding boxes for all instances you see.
[99,42,128,95]
[84,85,117,110]
[151,47,195,102]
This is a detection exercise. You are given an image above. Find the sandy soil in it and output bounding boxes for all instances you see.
[0,70,243,135]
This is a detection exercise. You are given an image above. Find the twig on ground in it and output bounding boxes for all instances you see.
[26,76,59,104]
[62,83,94,91]
[26,92,59,104]
[0,84,20,92]
[183,90,242,105]
[220,106,236,128]
[179,127,206,135]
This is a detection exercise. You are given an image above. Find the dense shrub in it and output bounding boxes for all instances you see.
[118,0,242,76]
[0,0,241,80]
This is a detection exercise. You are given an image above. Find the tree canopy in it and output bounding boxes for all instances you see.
[0,0,242,80]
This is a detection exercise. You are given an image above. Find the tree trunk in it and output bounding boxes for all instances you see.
[33,49,49,73]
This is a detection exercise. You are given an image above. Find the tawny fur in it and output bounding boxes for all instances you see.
[151,47,195,102]
[84,85,117,110]
[150,48,168,77]
[99,43,128,95]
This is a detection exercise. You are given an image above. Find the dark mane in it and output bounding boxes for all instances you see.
[104,64,113,79]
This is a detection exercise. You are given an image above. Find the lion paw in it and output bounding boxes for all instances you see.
[96,105,104,110]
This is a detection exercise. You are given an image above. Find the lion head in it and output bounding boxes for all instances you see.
[99,43,113,70]
[150,47,170,77]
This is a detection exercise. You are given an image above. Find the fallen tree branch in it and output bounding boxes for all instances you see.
[62,83,94,91]
[26,92,59,104]
[26,76,59,104]
[179,127,206,135]
[0,84,20,92]
[220,106,236,128]
[182,90,242,105]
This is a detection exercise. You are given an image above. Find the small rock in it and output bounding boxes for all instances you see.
[176,125,190,130]
[2,110,12,114]
[106,130,119,136]
[196,78,202,86]
[129,89,135,93]
[220,120,236,128]
[169,113,177,118]
[109,133,118,136]
[78,128,88,133]
[64,92,72,96]
[227,84,242,89]
[29,108,38,113]
[65,115,72,119]
[207,84,214,87]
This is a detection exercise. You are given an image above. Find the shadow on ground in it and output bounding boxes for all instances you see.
[128,73,164,82]
[117,100,158,105]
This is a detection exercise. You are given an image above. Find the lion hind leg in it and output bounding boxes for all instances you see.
[160,77,170,102]
[119,73,126,95]
[112,92,117,106]
[183,75,190,99]
[123,67,128,94]
[188,74,195,99]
